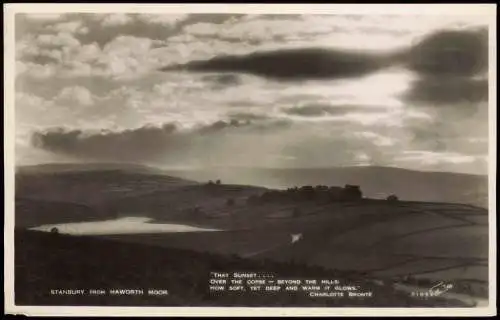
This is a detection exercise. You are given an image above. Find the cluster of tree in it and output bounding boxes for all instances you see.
[247,184,363,205]
[207,179,221,186]
[386,194,399,202]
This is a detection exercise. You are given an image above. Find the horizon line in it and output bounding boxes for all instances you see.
[14,161,488,177]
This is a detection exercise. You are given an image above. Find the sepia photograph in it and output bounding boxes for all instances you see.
[4,3,497,317]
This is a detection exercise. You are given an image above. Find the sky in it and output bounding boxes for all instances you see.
[14,12,491,174]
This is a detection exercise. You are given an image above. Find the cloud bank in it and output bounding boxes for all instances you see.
[161,48,393,81]
[14,13,491,174]
[160,28,488,84]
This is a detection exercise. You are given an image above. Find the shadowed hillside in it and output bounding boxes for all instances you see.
[15,163,198,208]
[101,199,488,286]
[15,230,469,307]
[15,197,106,228]
[16,162,167,175]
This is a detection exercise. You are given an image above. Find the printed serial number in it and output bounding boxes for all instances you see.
[410,282,454,298]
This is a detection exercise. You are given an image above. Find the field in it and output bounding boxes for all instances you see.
[15,229,472,307]
[98,200,487,284]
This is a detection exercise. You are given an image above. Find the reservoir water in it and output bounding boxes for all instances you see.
[29,216,222,235]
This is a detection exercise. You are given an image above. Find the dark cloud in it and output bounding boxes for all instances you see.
[30,120,395,169]
[405,28,488,77]
[160,47,392,81]
[283,104,387,117]
[30,119,292,164]
[403,77,488,106]
[227,112,269,121]
[225,100,269,108]
[196,119,251,134]
[31,123,182,162]
[400,28,489,110]
[195,118,291,134]
[161,28,489,83]
[201,73,242,89]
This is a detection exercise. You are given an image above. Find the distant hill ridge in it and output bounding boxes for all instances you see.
[164,165,489,208]
[193,165,487,178]
[16,162,164,175]
[15,162,488,208]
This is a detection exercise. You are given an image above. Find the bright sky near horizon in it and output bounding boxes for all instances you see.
[14,12,491,174]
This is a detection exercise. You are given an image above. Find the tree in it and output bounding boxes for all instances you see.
[315,185,328,192]
[299,185,315,201]
[328,186,343,202]
[216,179,221,185]
[341,185,363,201]
[387,194,399,202]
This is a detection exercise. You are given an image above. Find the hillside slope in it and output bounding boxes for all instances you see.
[15,229,468,307]
[99,200,487,287]
[164,166,488,208]
[15,197,106,228]
[14,162,489,300]
[16,163,488,208]
[15,163,198,207]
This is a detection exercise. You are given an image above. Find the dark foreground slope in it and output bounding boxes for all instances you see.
[15,230,467,307]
